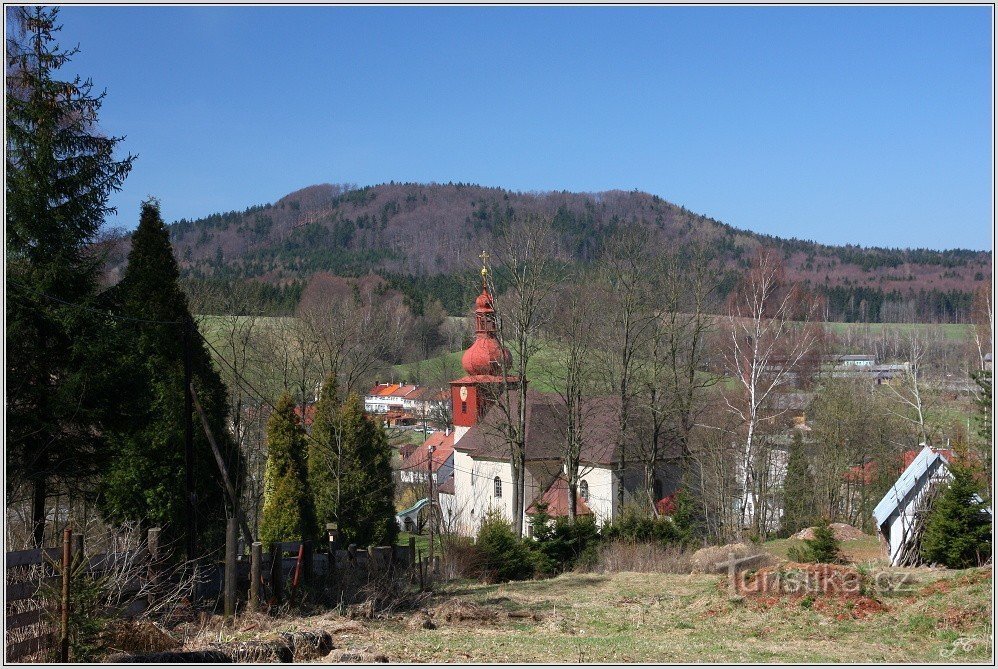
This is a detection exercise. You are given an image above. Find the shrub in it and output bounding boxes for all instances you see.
[921,465,992,568]
[788,519,841,563]
[474,510,534,583]
[602,505,685,546]
[527,508,601,576]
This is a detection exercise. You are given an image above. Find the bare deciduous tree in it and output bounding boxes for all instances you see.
[595,227,659,511]
[720,248,822,535]
[537,279,607,520]
[485,215,561,537]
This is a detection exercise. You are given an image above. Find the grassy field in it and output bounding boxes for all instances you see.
[824,321,973,342]
[763,534,885,565]
[281,565,993,663]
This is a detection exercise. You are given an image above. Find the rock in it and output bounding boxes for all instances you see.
[690,543,777,574]
[325,648,389,663]
[791,523,868,541]
[279,630,334,660]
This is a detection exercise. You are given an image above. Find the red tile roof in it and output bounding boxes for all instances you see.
[843,448,958,484]
[455,391,669,467]
[437,475,455,495]
[526,475,592,517]
[400,431,455,473]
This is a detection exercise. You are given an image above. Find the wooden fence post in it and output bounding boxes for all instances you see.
[302,540,313,588]
[60,527,72,662]
[250,542,262,612]
[367,546,377,573]
[224,518,237,621]
[408,536,416,567]
[417,549,424,591]
[147,528,161,609]
[269,542,283,607]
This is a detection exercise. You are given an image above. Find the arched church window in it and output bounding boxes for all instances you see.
[494,476,502,498]
[580,480,590,502]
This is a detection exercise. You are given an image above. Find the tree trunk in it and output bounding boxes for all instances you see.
[31,476,47,547]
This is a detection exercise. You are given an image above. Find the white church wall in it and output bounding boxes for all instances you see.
[579,466,615,525]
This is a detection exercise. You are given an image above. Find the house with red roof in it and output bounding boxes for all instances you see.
[364,382,449,426]
[399,429,455,486]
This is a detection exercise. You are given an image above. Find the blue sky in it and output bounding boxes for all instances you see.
[53,5,993,250]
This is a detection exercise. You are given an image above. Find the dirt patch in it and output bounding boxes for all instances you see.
[739,563,863,596]
[938,605,990,631]
[792,523,868,541]
[920,567,992,596]
[812,595,889,620]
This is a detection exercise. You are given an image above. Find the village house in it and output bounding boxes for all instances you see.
[398,429,455,486]
[364,382,449,427]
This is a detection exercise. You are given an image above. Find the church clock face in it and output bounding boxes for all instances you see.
[459,385,468,402]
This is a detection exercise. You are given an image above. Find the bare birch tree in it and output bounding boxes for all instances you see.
[883,326,934,445]
[720,248,822,535]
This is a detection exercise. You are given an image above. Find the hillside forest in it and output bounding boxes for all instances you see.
[95,182,991,325]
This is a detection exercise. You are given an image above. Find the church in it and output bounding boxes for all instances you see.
[424,262,681,537]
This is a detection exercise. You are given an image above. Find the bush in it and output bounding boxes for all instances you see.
[474,510,534,583]
[440,536,480,580]
[527,508,601,576]
[788,519,841,563]
[602,505,686,546]
[921,466,992,568]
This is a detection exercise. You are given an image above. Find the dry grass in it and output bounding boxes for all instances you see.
[100,563,992,663]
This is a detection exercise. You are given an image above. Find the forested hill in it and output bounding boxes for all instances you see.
[109,182,990,322]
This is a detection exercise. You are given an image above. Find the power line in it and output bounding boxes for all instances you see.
[7,278,184,325]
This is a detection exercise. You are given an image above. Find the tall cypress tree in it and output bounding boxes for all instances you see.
[308,374,341,535]
[100,200,241,555]
[260,393,317,545]
[336,394,397,547]
[6,6,135,545]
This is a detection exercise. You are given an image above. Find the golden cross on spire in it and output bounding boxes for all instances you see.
[479,250,489,280]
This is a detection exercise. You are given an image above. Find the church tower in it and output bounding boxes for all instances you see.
[450,254,518,442]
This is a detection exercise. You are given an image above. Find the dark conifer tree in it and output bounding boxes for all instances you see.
[308,374,341,536]
[100,200,241,555]
[336,394,398,547]
[780,431,816,537]
[6,6,135,545]
[260,393,317,545]
[921,466,992,568]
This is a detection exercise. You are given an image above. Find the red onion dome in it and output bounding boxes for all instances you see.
[475,289,494,311]
[462,335,511,376]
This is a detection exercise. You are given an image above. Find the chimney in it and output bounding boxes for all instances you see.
[445,426,450,437]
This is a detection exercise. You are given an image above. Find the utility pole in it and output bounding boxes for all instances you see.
[183,317,196,561]
[427,443,435,568]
